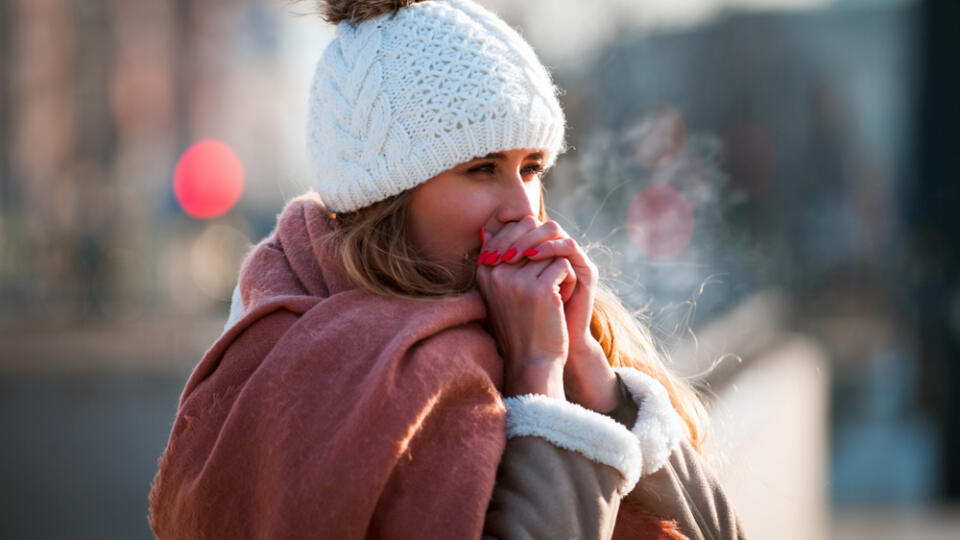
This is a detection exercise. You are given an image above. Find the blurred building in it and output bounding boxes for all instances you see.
[0,0,316,324]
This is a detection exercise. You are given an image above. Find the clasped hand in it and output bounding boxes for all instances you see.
[475,217,619,413]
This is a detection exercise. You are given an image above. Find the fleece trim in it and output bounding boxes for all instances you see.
[503,368,685,494]
[614,367,685,477]
[503,394,644,495]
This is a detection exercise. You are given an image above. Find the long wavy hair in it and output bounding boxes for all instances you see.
[318,187,710,453]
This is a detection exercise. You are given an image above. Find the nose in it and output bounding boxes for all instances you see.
[494,169,539,224]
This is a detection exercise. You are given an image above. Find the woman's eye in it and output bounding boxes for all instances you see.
[466,163,543,178]
[523,164,544,177]
[468,163,496,175]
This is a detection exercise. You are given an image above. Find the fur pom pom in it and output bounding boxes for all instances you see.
[314,0,431,24]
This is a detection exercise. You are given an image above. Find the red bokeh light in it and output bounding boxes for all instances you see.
[173,139,244,219]
[625,184,695,259]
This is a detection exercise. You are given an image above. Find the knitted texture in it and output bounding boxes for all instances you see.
[306,0,566,212]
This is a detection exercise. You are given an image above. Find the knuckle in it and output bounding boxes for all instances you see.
[518,215,538,230]
[543,220,560,233]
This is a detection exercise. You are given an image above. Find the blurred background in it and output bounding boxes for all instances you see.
[1,0,958,538]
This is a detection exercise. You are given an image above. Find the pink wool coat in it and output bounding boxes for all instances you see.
[147,193,688,539]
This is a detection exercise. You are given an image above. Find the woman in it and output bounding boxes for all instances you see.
[148,1,745,538]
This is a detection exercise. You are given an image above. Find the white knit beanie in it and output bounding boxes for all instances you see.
[306,0,566,213]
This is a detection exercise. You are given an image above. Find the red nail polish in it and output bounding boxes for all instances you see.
[479,228,485,245]
[477,250,489,264]
[523,248,539,257]
[500,247,518,262]
[485,250,500,264]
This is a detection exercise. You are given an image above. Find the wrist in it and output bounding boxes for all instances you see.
[504,356,566,400]
[568,334,604,363]
[564,338,620,413]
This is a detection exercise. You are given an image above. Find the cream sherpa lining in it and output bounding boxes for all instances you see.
[503,368,683,495]
[614,367,685,476]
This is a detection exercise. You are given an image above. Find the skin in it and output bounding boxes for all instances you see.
[406,148,619,412]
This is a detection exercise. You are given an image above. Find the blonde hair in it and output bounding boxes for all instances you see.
[319,188,709,453]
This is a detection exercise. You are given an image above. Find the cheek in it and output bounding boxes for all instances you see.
[442,203,490,249]
[409,194,488,258]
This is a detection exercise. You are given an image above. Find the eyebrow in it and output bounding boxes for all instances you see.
[476,151,544,161]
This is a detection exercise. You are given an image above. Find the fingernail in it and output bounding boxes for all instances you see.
[479,228,485,245]
[500,247,518,262]
[485,250,500,264]
[523,248,539,257]
[477,250,489,264]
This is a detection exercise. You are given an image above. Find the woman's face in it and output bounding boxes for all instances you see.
[406,148,547,285]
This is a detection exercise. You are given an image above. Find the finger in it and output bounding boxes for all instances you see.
[481,255,550,289]
[512,256,552,279]
[553,258,578,303]
[497,220,569,264]
[559,277,576,303]
[482,256,554,305]
[478,215,540,265]
[537,257,577,300]
[524,237,596,284]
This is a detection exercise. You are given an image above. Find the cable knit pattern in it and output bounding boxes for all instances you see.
[307,0,566,212]
[503,368,685,496]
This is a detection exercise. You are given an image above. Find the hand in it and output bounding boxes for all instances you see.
[479,221,619,412]
[476,217,576,399]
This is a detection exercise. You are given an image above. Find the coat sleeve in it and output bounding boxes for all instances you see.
[613,368,748,540]
[483,435,624,540]
[480,368,747,540]
[622,439,747,540]
[482,393,646,540]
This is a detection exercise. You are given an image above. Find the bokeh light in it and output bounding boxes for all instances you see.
[173,139,244,219]
[625,184,695,259]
